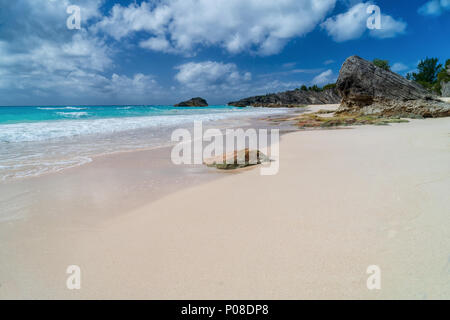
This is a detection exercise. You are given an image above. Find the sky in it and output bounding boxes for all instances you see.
[0,0,449,106]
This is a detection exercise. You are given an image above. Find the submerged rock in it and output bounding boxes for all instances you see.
[175,97,208,107]
[336,56,450,118]
[204,149,270,170]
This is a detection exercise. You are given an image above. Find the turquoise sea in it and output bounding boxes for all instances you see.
[0,105,249,125]
[0,105,265,141]
[0,105,287,181]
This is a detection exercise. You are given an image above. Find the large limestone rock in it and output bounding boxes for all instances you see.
[336,56,450,118]
[442,82,450,97]
[175,97,208,107]
[228,88,341,108]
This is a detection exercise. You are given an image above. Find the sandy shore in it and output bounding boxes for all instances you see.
[0,108,449,299]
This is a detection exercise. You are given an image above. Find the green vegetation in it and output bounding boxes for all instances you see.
[309,85,321,92]
[406,57,448,94]
[409,58,442,83]
[436,59,450,93]
[322,83,337,90]
[373,59,391,71]
[297,83,336,92]
[316,109,335,114]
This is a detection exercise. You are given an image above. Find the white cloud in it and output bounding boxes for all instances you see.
[175,61,251,92]
[140,37,174,53]
[171,60,313,102]
[321,2,406,42]
[418,0,450,16]
[321,3,368,42]
[312,69,336,85]
[0,0,164,105]
[95,0,337,56]
[107,73,159,97]
[391,62,409,73]
[93,2,172,41]
[0,0,417,105]
[370,14,407,39]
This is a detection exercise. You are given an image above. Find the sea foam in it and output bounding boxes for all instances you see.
[0,106,288,181]
[0,108,286,143]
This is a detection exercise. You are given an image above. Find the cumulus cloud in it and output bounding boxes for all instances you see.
[418,0,450,16]
[321,2,406,42]
[311,69,336,85]
[173,61,329,102]
[370,14,407,39]
[0,0,416,105]
[0,0,161,105]
[391,62,409,73]
[95,0,337,56]
[106,73,159,97]
[174,61,251,92]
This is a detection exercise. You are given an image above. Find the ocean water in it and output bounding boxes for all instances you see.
[0,105,287,181]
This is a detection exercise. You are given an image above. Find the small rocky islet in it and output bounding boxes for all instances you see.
[174,97,209,107]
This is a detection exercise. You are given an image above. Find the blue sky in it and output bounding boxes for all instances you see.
[0,0,449,106]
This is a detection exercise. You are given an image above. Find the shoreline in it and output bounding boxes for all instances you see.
[0,109,300,223]
[0,107,292,183]
[1,107,449,299]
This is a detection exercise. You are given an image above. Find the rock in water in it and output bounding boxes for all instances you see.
[175,97,208,107]
[442,82,450,97]
[204,149,270,170]
[336,56,450,118]
[228,88,341,108]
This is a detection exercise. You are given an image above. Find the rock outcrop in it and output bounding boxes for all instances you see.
[204,149,270,170]
[442,81,450,97]
[175,97,208,107]
[228,88,341,108]
[336,56,450,118]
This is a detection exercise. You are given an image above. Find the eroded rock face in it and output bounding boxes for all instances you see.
[228,88,341,108]
[442,82,450,97]
[337,56,430,107]
[351,99,450,119]
[336,56,450,118]
[175,97,208,107]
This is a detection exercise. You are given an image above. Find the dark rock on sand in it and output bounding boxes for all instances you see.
[175,97,208,107]
[228,88,341,108]
[336,56,450,118]
[204,149,270,170]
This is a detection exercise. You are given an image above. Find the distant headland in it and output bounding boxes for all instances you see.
[174,97,209,107]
